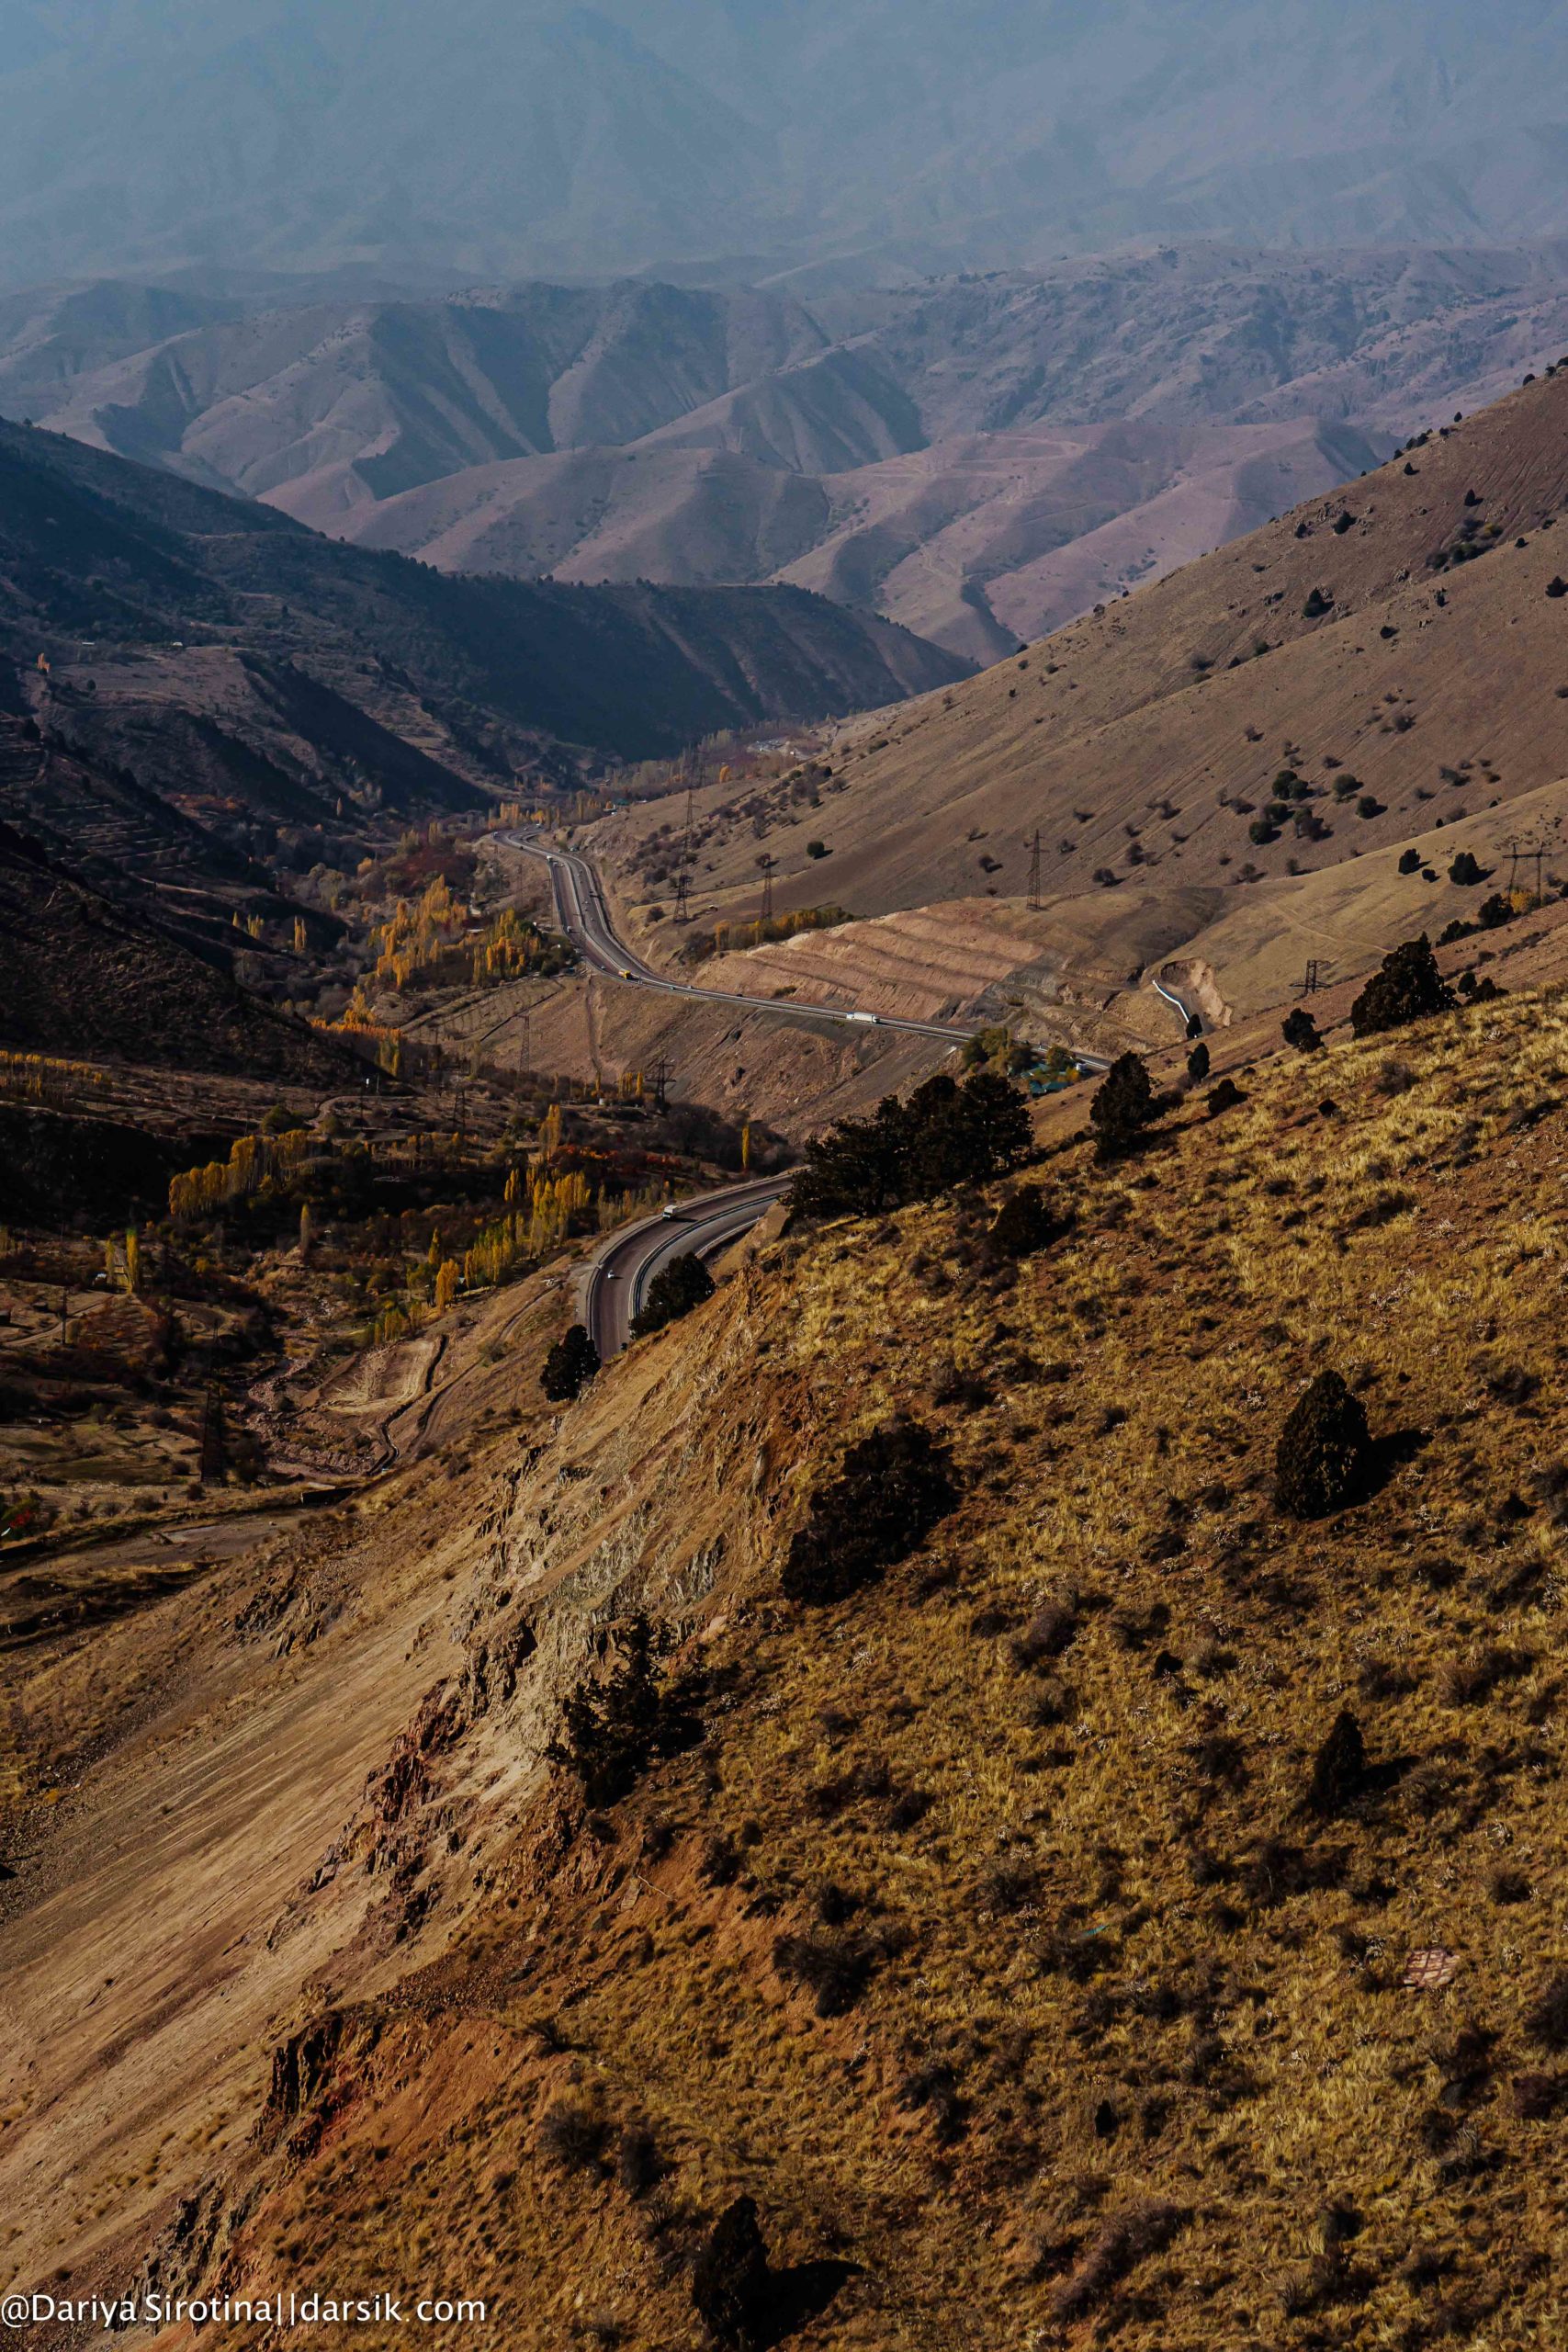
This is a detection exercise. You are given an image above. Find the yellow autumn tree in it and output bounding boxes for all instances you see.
[168,1125,314,1221]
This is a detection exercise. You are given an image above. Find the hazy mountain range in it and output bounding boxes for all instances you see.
[3,2,1568,286]
[9,246,1568,658]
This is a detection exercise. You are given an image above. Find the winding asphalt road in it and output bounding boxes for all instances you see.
[581,1176,792,1358]
[509,826,1110,1354]
[505,830,976,1044]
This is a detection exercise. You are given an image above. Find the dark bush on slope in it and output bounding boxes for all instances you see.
[1307,1710,1367,1815]
[1275,1372,1371,1518]
[691,2196,772,2346]
[1350,935,1456,1036]
[541,1323,600,1401]
[1089,1052,1156,1161]
[988,1184,1062,1258]
[790,1069,1030,1219]
[783,1419,957,1604]
[547,1615,703,1807]
[631,1250,716,1338]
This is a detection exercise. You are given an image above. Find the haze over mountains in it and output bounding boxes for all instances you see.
[11,245,1568,659]
[3,2,1568,287]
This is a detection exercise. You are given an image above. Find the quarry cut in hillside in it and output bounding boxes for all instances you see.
[672,765,1568,1050]
[685,896,1190,1061]
[6,966,1568,2347]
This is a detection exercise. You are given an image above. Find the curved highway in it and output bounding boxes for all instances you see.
[581,1177,791,1358]
[509,826,1111,1352]
[1151,974,1201,1033]
[506,830,976,1044]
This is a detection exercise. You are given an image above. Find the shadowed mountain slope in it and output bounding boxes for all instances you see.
[0,415,967,899]
[0,820,350,1080]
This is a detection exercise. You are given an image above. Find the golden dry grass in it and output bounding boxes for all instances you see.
[102,975,1568,2352]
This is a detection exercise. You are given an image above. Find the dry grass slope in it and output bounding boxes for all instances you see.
[20,971,1564,2348]
[599,367,1568,951]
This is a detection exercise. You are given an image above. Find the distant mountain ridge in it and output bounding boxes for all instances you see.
[13,246,1568,658]
[2,2,1568,286]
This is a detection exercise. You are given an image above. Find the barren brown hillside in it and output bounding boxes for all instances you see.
[6,970,1568,2348]
[26,249,1568,662]
[596,367,1568,943]
[403,958,952,1139]
[686,775,1568,1047]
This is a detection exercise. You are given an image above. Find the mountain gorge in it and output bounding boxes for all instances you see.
[0,413,964,920]
[6,223,1568,2352]
[10,8,1568,2347]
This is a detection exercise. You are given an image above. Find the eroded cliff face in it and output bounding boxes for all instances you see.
[0,1249,802,2343]
[8,978,1568,2351]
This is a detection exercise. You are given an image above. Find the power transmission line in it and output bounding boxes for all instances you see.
[199,1385,227,1486]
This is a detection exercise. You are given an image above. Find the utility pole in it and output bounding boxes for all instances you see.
[670,747,698,925]
[199,1384,226,1487]
[1027,829,1043,910]
[650,1055,671,1114]
[757,853,775,924]
[682,745,697,871]
[1303,958,1320,996]
[1506,839,1519,894]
